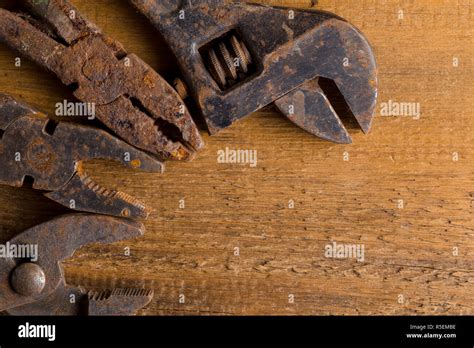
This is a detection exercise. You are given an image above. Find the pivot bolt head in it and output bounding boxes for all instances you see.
[11,263,46,296]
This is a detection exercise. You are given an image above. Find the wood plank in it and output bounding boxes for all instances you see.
[0,0,472,315]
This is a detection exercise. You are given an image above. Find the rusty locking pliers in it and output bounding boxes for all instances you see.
[0,93,162,219]
[0,214,153,315]
[0,0,204,161]
[130,0,378,144]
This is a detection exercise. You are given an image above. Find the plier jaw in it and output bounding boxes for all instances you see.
[0,214,153,316]
[0,94,162,219]
[0,0,204,161]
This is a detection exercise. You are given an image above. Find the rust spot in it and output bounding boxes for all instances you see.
[143,70,156,88]
[26,137,57,174]
[130,159,142,168]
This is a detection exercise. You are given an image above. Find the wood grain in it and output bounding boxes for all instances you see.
[0,0,472,315]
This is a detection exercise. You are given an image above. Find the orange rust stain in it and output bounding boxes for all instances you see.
[143,70,156,88]
[130,159,142,169]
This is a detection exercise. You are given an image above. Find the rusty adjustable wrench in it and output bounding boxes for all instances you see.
[130,0,378,144]
[0,214,153,315]
[0,93,162,219]
[0,0,204,160]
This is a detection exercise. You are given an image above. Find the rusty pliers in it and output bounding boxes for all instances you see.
[0,214,153,315]
[0,0,204,160]
[0,93,162,219]
[131,0,378,144]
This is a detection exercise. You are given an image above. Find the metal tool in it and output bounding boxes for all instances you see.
[130,0,378,144]
[0,214,153,315]
[0,93,162,219]
[0,0,204,161]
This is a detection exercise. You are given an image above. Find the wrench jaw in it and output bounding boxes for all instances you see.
[1,214,149,315]
[131,1,377,143]
[274,78,353,144]
[274,18,378,142]
[313,20,378,136]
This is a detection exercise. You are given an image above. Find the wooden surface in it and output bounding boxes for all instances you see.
[0,0,473,315]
